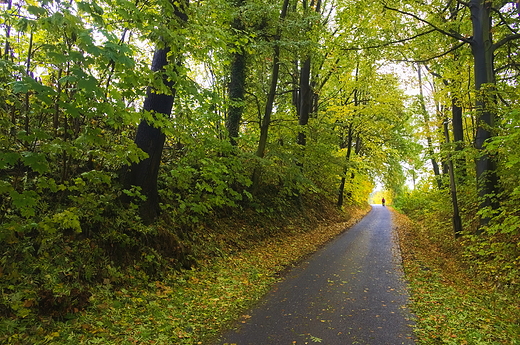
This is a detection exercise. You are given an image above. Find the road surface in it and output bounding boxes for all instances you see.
[216,205,415,345]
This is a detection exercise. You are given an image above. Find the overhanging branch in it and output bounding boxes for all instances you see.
[383,5,472,44]
[391,41,467,63]
[341,28,436,51]
[492,33,520,51]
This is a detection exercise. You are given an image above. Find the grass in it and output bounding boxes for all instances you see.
[392,209,520,345]
[1,206,369,344]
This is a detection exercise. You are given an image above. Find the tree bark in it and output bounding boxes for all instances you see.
[3,0,12,59]
[417,65,442,188]
[337,123,353,207]
[469,0,498,228]
[124,47,175,223]
[226,0,247,146]
[251,0,290,192]
[296,0,321,146]
[451,97,467,181]
[444,118,463,237]
[297,57,312,146]
[123,1,188,223]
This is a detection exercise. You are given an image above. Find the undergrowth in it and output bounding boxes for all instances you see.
[393,210,520,344]
[0,196,369,344]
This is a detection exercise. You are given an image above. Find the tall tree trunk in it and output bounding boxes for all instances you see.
[448,0,467,183]
[251,0,290,192]
[3,0,12,59]
[337,65,360,207]
[444,117,463,237]
[296,0,321,146]
[124,47,175,223]
[226,0,247,146]
[337,123,353,207]
[451,97,467,181]
[123,1,188,223]
[417,65,442,188]
[469,0,498,228]
[297,57,311,146]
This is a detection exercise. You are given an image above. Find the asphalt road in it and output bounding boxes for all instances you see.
[216,205,415,345]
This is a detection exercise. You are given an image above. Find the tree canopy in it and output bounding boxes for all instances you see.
[1,0,519,341]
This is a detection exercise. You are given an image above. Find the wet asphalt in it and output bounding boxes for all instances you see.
[216,205,415,345]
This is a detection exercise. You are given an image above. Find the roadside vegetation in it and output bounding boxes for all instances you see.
[1,196,368,344]
[393,198,520,344]
[2,0,520,344]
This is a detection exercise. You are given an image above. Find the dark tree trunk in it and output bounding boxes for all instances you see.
[251,0,290,191]
[452,99,464,144]
[3,0,12,59]
[226,0,247,146]
[451,98,467,181]
[296,0,321,146]
[337,123,353,208]
[469,0,498,228]
[226,52,246,146]
[337,65,360,207]
[124,48,175,223]
[448,2,467,183]
[417,65,442,188]
[444,118,463,237]
[123,1,188,224]
[297,57,311,146]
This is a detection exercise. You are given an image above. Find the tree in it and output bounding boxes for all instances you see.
[324,55,412,207]
[251,0,290,192]
[225,0,248,146]
[416,64,442,189]
[295,0,322,147]
[123,47,175,223]
[384,0,520,228]
[123,1,189,223]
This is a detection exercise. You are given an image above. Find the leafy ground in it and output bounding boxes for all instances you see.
[1,205,369,344]
[392,209,520,345]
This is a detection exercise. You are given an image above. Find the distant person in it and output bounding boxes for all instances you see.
[382,197,386,206]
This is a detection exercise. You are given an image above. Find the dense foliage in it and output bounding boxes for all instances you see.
[390,0,520,293]
[0,0,412,335]
[394,210,520,344]
[0,0,519,343]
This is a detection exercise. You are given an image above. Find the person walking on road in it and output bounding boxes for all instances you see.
[382,197,386,206]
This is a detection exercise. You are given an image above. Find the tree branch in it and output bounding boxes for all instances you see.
[422,64,447,83]
[495,62,520,73]
[491,6,519,35]
[492,33,520,51]
[341,28,437,51]
[391,41,467,63]
[499,0,517,9]
[383,5,472,44]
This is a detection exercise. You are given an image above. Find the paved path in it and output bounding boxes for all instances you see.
[217,205,415,345]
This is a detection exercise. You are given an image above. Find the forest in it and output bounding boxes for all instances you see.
[1,0,519,343]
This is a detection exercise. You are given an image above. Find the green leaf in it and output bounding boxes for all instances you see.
[0,180,13,194]
[36,177,60,193]
[11,80,30,94]
[10,190,39,218]
[47,51,69,64]
[0,152,20,169]
[77,75,99,93]
[27,5,47,16]
[21,152,50,173]
[52,208,82,233]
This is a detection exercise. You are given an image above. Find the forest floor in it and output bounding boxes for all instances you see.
[393,211,520,344]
